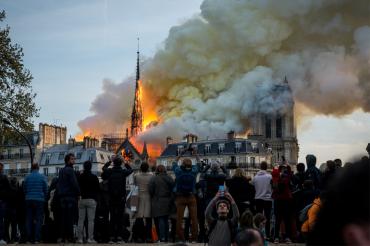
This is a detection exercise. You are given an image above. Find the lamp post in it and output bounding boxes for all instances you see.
[2,119,34,165]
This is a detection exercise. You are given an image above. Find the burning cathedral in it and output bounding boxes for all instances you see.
[111,41,298,168]
[157,77,299,169]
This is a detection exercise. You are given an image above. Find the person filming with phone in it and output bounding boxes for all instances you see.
[172,144,201,243]
[205,188,240,246]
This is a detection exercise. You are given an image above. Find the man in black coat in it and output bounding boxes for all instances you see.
[204,162,228,205]
[101,155,133,243]
[57,153,80,243]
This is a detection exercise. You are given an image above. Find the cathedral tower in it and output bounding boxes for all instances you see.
[130,39,143,137]
[249,77,299,165]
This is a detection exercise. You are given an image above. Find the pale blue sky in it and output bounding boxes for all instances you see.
[2,0,369,163]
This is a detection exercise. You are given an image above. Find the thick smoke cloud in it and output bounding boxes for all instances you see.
[78,78,134,136]
[79,0,370,144]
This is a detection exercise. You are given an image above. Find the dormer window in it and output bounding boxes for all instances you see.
[251,142,258,151]
[45,154,51,165]
[218,143,225,154]
[58,152,65,160]
[205,144,211,154]
[235,142,241,153]
[177,145,184,156]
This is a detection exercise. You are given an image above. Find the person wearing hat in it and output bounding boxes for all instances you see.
[205,191,240,246]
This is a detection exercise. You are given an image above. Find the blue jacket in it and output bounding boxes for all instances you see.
[23,170,48,202]
[172,161,200,194]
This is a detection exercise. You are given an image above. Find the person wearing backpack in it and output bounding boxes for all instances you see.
[172,148,201,243]
[101,155,133,243]
[205,191,239,246]
[301,196,321,236]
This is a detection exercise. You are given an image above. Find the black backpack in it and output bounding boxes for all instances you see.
[176,171,195,195]
[108,169,126,199]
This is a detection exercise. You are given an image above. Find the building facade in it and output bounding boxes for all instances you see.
[39,136,114,178]
[0,131,39,177]
[157,132,272,176]
[0,123,68,177]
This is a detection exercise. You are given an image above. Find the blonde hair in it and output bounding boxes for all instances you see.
[234,168,245,178]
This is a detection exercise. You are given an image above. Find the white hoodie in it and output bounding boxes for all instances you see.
[252,170,272,201]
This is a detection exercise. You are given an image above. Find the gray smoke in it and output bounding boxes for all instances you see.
[79,0,370,145]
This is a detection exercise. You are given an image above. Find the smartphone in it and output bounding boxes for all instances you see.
[218,185,225,196]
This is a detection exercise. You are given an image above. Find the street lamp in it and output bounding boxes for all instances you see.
[2,119,34,165]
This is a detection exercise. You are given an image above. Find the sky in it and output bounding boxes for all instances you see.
[2,0,370,164]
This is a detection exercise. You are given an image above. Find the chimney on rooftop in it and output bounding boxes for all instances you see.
[227,130,235,141]
[68,136,75,149]
[166,136,173,146]
[83,136,90,149]
[185,133,198,144]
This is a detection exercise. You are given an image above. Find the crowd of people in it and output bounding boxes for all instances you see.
[0,148,368,246]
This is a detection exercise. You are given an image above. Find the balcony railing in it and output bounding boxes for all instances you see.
[5,168,31,176]
[0,153,31,160]
[164,162,272,170]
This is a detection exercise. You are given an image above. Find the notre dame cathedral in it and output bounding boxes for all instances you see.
[248,78,299,165]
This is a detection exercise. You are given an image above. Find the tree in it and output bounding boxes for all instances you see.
[0,10,39,135]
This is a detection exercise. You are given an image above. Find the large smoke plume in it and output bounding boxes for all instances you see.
[78,0,370,145]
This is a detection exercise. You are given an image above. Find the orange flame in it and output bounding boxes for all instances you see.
[75,79,164,160]
[75,130,92,141]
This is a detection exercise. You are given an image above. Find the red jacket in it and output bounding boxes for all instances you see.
[272,166,293,200]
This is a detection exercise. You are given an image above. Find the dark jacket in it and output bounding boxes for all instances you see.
[226,176,255,208]
[7,181,19,207]
[78,171,100,200]
[102,163,133,199]
[57,165,80,199]
[320,168,337,191]
[149,173,175,217]
[292,171,306,191]
[295,187,316,212]
[204,167,228,200]
[0,173,10,201]
[23,170,48,202]
[305,158,321,190]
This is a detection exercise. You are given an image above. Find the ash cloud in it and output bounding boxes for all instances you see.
[79,0,370,143]
[78,78,134,136]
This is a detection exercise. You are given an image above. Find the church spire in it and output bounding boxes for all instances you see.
[136,37,140,83]
[131,38,143,137]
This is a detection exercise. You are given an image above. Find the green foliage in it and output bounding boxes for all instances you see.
[0,10,39,133]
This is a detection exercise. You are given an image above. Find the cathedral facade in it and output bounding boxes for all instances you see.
[248,78,299,165]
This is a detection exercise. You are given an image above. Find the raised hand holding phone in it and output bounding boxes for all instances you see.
[218,185,225,197]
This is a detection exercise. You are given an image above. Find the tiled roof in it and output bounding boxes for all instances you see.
[39,145,114,166]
